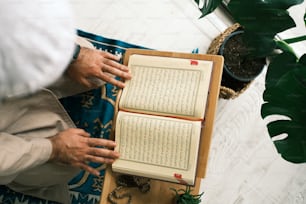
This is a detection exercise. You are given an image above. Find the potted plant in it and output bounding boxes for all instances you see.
[195,0,306,163]
[195,0,305,98]
[170,186,204,204]
[207,22,267,99]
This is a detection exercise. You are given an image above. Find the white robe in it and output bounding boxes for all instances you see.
[0,0,83,203]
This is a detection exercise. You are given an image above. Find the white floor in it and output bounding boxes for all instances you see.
[69,1,306,203]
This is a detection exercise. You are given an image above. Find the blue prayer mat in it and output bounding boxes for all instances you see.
[0,30,145,204]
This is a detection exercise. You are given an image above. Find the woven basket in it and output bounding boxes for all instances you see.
[207,23,252,99]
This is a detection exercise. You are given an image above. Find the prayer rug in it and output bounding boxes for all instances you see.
[0,30,146,204]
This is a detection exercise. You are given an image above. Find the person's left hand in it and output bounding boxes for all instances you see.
[48,128,120,176]
[67,47,131,88]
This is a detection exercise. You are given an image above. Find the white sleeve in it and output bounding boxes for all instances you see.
[0,132,52,184]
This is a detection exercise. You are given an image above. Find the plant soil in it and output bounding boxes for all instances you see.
[221,32,266,92]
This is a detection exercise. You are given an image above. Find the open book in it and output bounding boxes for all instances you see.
[112,49,223,185]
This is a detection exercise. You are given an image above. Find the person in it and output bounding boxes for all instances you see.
[0,0,131,203]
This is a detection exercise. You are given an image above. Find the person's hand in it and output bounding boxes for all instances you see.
[67,47,131,88]
[48,128,119,176]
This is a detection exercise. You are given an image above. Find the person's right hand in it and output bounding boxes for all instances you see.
[48,128,119,176]
[67,47,131,88]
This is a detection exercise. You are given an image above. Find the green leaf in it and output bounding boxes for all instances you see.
[261,53,306,163]
[266,120,292,137]
[263,65,306,117]
[195,0,303,18]
[272,124,306,163]
[194,0,223,17]
[299,54,306,65]
[262,96,306,122]
[172,186,203,204]
[228,0,296,35]
[242,31,276,57]
[264,0,304,9]
[304,10,306,27]
[265,52,297,88]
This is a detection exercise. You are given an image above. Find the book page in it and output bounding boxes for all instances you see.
[119,54,213,120]
[112,111,201,185]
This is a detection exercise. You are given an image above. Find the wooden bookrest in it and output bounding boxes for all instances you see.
[100,49,223,204]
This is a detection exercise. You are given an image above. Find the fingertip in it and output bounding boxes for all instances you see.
[105,158,116,164]
[124,72,132,79]
[88,168,100,177]
[120,65,129,71]
[116,82,126,89]
[94,171,100,177]
[109,140,117,147]
[120,83,126,88]
[114,151,120,158]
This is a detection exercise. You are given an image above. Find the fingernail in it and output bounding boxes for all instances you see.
[124,73,132,80]
[120,83,126,88]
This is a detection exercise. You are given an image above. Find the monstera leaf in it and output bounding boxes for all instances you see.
[261,52,306,163]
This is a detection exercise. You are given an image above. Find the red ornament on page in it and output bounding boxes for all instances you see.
[190,60,198,65]
[174,173,188,184]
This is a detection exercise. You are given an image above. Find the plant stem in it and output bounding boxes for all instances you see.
[283,35,306,44]
[275,40,298,58]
